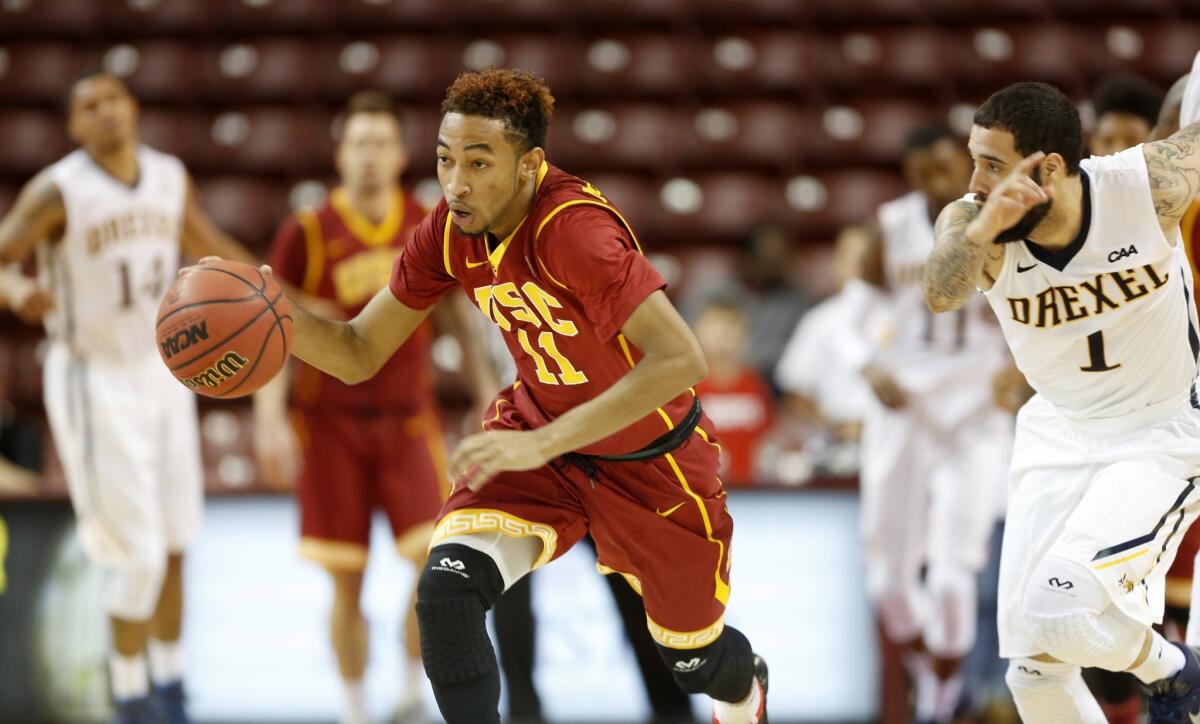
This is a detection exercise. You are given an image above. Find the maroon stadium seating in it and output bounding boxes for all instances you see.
[0,112,71,174]
[682,101,818,169]
[826,29,951,95]
[0,44,92,104]
[102,0,214,35]
[0,0,102,38]
[549,104,685,171]
[195,107,333,174]
[321,36,464,100]
[699,32,825,96]
[195,176,291,253]
[215,0,335,33]
[104,42,201,103]
[201,39,321,103]
[577,34,702,98]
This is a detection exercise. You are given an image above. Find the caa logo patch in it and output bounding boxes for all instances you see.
[1107,245,1138,263]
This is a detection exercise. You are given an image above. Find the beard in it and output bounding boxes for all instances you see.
[989,166,1053,244]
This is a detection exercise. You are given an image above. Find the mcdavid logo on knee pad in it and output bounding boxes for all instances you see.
[431,557,469,579]
[673,657,707,673]
[1018,666,1043,676]
[1047,577,1074,590]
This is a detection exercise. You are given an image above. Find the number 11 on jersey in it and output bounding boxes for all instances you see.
[1080,331,1120,372]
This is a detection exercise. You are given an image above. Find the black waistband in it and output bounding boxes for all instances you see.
[589,396,703,462]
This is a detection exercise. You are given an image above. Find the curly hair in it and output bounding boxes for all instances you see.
[975,82,1083,174]
[441,68,555,152]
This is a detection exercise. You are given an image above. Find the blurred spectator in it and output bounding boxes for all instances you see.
[1089,73,1164,157]
[683,224,811,385]
[693,298,775,488]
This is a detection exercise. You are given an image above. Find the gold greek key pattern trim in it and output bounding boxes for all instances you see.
[430,508,557,569]
[595,561,644,596]
[646,614,725,650]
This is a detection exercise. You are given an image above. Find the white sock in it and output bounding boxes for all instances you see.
[933,673,964,723]
[147,638,184,686]
[905,651,938,721]
[341,678,368,724]
[109,653,149,701]
[712,677,763,724]
[1130,630,1185,684]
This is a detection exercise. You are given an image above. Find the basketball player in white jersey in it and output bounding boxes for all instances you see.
[855,124,1014,723]
[924,79,1200,722]
[0,73,258,724]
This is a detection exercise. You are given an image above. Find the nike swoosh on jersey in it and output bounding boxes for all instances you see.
[1017,263,1038,273]
[465,258,489,269]
[656,502,686,518]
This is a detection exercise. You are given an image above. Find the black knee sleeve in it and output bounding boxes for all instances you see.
[657,625,756,702]
[416,544,504,685]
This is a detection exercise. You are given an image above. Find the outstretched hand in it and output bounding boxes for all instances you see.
[974,152,1053,237]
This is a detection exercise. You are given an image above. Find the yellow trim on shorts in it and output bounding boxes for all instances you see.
[430,508,557,570]
[299,537,369,571]
[1093,548,1147,570]
[664,451,730,606]
[596,561,644,596]
[647,613,725,650]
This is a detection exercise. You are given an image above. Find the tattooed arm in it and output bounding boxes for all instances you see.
[923,200,995,312]
[1145,118,1200,228]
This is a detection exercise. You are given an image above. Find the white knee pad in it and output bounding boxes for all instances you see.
[924,563,977,659]
[105,556,166,621]
[1022,556,1144,671]
[1004,658,1106,724]
[434,532,541,591]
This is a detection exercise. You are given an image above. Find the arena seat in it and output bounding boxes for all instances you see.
[1084,22,1200,85]
[1051,0,1173,20]
[102,42,200,103]
[322,37,463,100]
[396,108,444,177]
[813,100,944,165]
[337,0,454,31]
[456,36,578,97]
[197,108,332,174]
[214,0,335,33]
[694,0,810,23]
[0,44,92,104]
[682,102,816,169]
[201,39,320,103]
[952,24,1084,93]
[699,32,824,96]
[549,104,684,171]
[0,112,71,175]
[139,109,204,164]
[928,0,1045,21]
[578,35,701,98]
[811,0,930,25]
[784,169,907,236]
[826,29,949,95]
[195,176,291,252]
[458,0,576,28]
[102,0,214,35]
[575,0,696,26]
[0,0,102,38]
[578,173,661,238]
[659,173,787,241]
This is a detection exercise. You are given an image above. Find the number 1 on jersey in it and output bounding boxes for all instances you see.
[1080,331,1120,372]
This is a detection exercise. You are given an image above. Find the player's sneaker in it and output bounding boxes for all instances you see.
[1144,642,1200,723]
[152,680,192,724]
[712,654,768,724]
[112,696,158,724]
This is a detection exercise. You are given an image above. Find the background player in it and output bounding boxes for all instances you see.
[924,78,1200,722]
[1089,74,1166,158]
[252,91,497,724]
[226,68,768,724]
[0,73,259,723]
[855,124,1015,723]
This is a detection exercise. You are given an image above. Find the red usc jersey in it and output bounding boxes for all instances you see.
[270,187,434,411]
[390,162,692,456]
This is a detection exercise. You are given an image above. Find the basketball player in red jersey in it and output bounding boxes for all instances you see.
[209,68,768,724]
[253,92,497,724]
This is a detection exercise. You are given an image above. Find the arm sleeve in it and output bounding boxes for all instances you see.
[538,206,666,341]
[388,210,458,310]
[266,215,308,289]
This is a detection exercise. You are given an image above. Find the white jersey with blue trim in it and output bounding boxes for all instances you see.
[981,144,1200,430]
[38,146,186,362]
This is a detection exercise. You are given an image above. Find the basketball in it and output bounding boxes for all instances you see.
[155,260,294,399]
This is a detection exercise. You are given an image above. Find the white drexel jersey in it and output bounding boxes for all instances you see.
[982,145,1200,430]
[878,191,1009,405]
[39,147,186,362]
